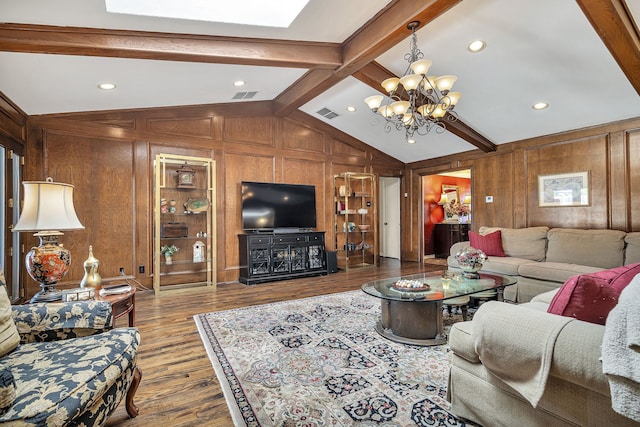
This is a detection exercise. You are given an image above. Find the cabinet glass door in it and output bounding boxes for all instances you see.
[154,154,216,293]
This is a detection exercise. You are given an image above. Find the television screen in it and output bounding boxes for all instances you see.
[241,181,317,231]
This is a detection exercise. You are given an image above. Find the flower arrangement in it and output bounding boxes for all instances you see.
[160,244,180,256]
[443,199,471,217]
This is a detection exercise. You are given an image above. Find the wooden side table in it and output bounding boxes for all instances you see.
[97,287,136,327]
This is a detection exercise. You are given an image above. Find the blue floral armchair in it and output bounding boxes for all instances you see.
[0,299,141,426]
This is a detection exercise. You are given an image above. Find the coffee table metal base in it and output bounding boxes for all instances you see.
[376,299,446,346]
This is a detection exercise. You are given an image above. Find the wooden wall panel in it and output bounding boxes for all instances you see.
[469,152,514,229]
[525,135,608,229]
[282,157,327,239]
[39,131,134,297]
[282,120,324,153]
[331,138,367,158]
[629,130,640,231]
[147,117,214,139]
[223,152,275,271]
[223,116,273,146]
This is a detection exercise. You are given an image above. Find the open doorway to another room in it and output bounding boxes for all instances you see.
[422,170,471,262]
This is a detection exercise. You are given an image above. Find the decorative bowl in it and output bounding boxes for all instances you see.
[357,224,370,231]
[455,246,488,279]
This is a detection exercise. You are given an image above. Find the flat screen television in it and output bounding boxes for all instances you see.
[241,181,317,232]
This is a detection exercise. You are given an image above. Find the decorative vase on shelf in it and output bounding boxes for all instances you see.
[165,255,173,265]
[455,246,487,279]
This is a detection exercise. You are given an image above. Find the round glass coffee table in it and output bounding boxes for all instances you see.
[361,270,516,346]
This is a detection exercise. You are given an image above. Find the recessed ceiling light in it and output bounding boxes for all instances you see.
[98,83,116,90]
[532,102,549,110]
[407,139,416,144]
[468,40,486,53]
[346,106,357,112]
[234,80,246,87]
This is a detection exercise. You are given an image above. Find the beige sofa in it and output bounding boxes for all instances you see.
[447,278,640,427]
[447,227,640,302]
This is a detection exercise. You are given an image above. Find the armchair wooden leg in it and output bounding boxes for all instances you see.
[126,366,142,418]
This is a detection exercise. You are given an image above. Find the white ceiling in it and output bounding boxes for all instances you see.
[1,0,639,163]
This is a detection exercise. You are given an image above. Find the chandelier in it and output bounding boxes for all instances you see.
[364,21,461,144]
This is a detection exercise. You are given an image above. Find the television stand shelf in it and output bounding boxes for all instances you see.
[238,231,327,285]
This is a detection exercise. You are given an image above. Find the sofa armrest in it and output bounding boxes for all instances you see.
[11,300,113,343]
[471,302,608,398]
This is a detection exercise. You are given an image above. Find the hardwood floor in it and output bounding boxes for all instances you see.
[105,258,444,427]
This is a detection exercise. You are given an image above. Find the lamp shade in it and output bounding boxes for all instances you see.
[438,193,449,205]
[14,180,84,232]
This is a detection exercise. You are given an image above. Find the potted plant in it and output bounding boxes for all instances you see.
[161,244,180,265]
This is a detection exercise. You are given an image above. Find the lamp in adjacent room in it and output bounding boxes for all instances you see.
[13,178,84,303]
[437,193,449,205]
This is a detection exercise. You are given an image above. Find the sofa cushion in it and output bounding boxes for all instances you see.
[479,226,548,261]
[0,327,139,424]
[518,261,603,284]
[546,228,626,269]
[624,232,640,265]
[469,230,506,256]
[0,286,19,358]
[0,368,15,414]
[547,263,640,324]
[479,256,533,276]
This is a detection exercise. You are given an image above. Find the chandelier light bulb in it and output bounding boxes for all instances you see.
[422,76,438,92]
[399,74,422,92]
[432,104,448,118]
[381,77,400,93]
[447,92,462,107]
[378,105,394,118]
[435,75,457,94]
[390,100,410,116]
[410,59,432,75]
[364,95,383,111]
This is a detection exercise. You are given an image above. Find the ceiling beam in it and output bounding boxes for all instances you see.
[353,62,496,153]
[272,0,461,116]
[0,23,342,69]
[575,0,640,95]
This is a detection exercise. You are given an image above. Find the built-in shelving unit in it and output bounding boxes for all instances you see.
[154,154,216,293]
[334,172,378,270]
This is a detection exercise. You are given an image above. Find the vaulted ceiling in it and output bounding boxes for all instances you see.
[1,0,639,163]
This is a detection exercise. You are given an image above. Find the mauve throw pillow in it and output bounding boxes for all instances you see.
[469,230,506,257]
[547,263,640,324]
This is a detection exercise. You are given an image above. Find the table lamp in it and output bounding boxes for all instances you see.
[13,178,84,303]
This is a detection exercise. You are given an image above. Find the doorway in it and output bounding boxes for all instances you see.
[422,170,471,258]
[379,177,401,259]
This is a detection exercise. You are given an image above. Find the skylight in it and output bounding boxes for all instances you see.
[105,0,310,28]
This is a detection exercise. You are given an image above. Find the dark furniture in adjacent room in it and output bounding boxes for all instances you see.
[434,223,469,258]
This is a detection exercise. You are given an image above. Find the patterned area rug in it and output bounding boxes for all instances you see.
[195,290,476,427]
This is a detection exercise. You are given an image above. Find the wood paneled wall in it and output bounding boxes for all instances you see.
[23,103,404,296]
[4,92,640,296]
[407,117,640,260]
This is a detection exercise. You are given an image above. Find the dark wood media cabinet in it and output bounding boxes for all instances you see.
[238,231,328,285]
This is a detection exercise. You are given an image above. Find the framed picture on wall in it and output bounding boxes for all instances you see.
[538,171,590,207]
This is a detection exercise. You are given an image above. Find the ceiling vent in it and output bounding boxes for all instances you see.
[232,91,258,100]
[316,107,340,120]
